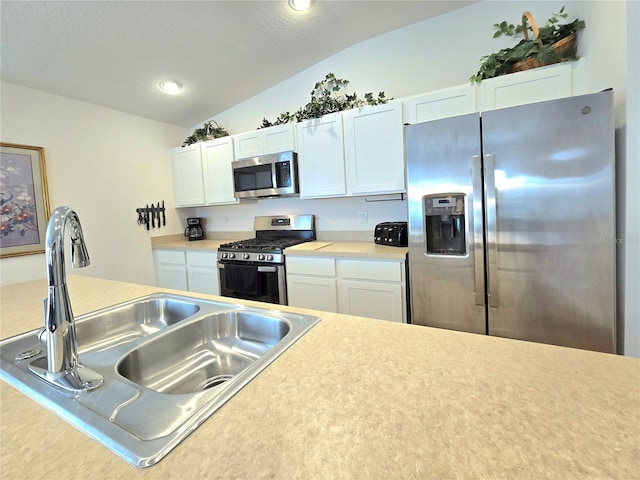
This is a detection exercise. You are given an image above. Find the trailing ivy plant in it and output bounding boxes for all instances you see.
[182,120,229,147]
[470,6,585,83]
[259,73,390,128]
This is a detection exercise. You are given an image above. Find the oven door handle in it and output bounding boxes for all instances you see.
[218,263,277,273]
[218,262,278,273]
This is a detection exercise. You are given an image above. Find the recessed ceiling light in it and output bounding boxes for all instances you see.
[288,0,311,11]
[159,80,183,95]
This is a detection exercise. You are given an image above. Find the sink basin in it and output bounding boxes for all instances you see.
[118,311,290,394]
[0,293,320,468]
[75,294,201,353]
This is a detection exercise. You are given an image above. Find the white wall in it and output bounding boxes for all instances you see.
[0,82,188,286]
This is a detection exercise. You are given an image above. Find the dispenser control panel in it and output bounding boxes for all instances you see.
[425,195,464,216]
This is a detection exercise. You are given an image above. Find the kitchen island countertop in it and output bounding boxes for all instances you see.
[1,276,638,479]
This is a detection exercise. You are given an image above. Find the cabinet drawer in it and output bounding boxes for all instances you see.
[155,250,186,265]
[286,256,336,276]
[186,251,217,267]
[338,260,402,282]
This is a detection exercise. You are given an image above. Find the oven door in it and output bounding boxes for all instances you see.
[217,261,287,305]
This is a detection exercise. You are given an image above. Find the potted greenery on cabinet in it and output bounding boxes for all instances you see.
[471,6,585,83]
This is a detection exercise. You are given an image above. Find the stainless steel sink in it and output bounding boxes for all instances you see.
[0,293,320,468]
[118,311,290,394]
[75,294,201,353]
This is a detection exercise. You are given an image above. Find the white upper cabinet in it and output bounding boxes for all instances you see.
[171,137,237,208]
[478,62,573,111]
[342,99,405,195]
[171,144,205,207]
[296,113,346,199]
[232,123,296,160]
[201,137,239,205]
[403,84,478,124]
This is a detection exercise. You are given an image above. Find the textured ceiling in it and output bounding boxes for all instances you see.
[1,1,474,127]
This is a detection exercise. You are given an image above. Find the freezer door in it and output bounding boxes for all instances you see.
[481,91,616,352]
[405,114,486,334]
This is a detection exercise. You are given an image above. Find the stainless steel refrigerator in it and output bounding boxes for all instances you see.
[405,91,616,353]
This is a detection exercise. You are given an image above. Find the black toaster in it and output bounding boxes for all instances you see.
[374,222,408,247]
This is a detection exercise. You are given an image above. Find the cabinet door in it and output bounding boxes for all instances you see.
[155,250,187,290]
[233,130,263,159]
[187,266,220,295]
[287,275,338,312]
[404,84,478,124]
[186,251,219,295]
[343,99,405,195]
[201,137,239,205]
[339,280,404,323]
[262,124,296,154]
[296,113,346,198]
[171,145,205,206]
[479,62,572,111]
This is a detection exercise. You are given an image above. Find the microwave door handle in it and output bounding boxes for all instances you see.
[472,154,485,307]
[271,162,278,190]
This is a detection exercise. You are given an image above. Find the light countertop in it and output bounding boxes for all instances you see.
[1,276,638,479]
[284,241,407,260]
[152,235,407,260]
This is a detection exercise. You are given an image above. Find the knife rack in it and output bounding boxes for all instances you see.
[136,202,166,230]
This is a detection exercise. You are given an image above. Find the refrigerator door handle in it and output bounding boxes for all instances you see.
[484,153,499,308]
[472,155,485,307]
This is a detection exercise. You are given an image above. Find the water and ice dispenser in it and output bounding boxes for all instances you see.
[424,194,466,255]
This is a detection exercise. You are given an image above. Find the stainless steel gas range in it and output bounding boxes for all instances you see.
[217,215,315,305]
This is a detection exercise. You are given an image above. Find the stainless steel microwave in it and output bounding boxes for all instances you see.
[232,151,299,198]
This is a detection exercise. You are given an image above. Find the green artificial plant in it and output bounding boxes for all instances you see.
[182,120,229,147]
[259,73,390,128]
[470,6,585,83]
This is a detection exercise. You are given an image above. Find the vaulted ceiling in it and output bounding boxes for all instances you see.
[1,1,475,127]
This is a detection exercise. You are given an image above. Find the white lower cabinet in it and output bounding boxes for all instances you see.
[286,257,338,312]
[286,255,407,323]
[185,251,219,295]
[155,249,219,295]
[155,250,188,290]
[337,259,406,323]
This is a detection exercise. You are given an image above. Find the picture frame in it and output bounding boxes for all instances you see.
[0,143,51,258]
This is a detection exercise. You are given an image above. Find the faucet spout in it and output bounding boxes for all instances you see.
[29,206,103,393]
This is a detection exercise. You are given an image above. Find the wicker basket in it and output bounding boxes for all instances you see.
[510,11,578,73]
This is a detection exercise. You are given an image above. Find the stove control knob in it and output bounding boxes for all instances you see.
[242,253,250,260]
[257,254,265,261]
[266,254,274,261]
[221,252,228,259]
[229,253,236,259]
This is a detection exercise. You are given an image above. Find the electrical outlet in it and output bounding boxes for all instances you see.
[358,210,368,224]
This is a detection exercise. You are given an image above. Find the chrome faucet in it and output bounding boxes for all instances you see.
[29,206,103,393]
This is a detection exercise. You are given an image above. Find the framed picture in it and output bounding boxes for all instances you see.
[0,143,51,257]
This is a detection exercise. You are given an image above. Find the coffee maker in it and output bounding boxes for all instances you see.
[184,217,204,241]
